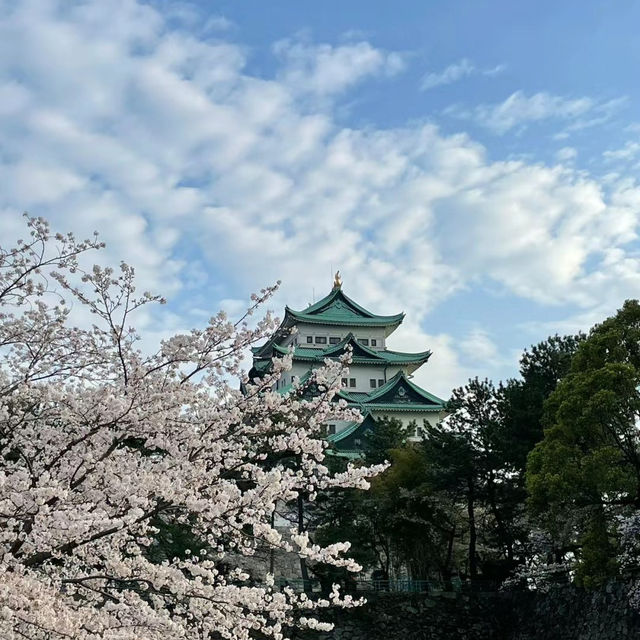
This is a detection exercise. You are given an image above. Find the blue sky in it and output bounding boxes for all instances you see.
[1,0,639,396]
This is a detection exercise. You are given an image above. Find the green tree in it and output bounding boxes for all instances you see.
[362,415,408,465]
[424,378,507,580]
[368,445,455,580]
[315,419,454,582]
[313,333,586,587]
[527,300,640,586]
[498,333,585,472]
[488,332,586,574]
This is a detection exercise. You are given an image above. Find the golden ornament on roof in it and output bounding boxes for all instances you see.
[333,270,342,289]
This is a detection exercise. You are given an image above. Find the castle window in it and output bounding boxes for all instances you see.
[359,338,369,346]
[306,336,313,344]
[315,336,327,344]
[378,379,385,388]
[349,378,356,388]
[328,424,336,435]
[329,336,340,344]
[371,339,377,347]
[341,378,348,387]
[370,379,376,388]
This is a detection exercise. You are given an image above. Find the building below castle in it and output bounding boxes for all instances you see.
[249,273,447,456]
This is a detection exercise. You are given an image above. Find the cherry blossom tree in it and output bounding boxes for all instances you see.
[0,216,383,640]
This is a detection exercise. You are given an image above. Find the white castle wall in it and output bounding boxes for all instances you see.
[369,409,442,436]
[294,324,388,350]
[267,317,446,435]
[280,362,407,394]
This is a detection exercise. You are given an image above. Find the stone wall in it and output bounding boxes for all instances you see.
[291,582,640,640]
[509,582,639,640]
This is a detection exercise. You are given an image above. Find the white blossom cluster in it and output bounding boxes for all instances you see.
[0,217,383,639]
[616,512,640,572]
[500,528,573,592]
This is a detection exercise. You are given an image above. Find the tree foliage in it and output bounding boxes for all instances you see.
[424,378,516,580]
[498,333,585,473]
[527,300,640,586]
[313,332,586,588]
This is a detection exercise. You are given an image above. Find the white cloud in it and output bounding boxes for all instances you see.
[202,16,233,32]
[563,97,628,133]
[0,0,639,394]
[386,321,472,398]
[603,141,640,162]
[421,58,475,90]
[420,58,505,91]
[555,146,577,162]
[274,37,405,97]
[447,91,625,135]
[459,328,500,363]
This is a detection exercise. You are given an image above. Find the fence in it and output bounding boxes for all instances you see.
[274,577,474,594]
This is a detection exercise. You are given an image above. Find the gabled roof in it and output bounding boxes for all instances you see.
[285,287,404,330]
[326,420,361,444]
[326,412,378,444]
[252,287,405,358]
[325,412,378,459]
[270,332,431,368]
[340,371,446,412]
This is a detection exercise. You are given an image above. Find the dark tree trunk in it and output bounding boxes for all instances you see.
[445,524,456,576]
[269,509,275,575]
[487,469,513,561]
[467,477,477,581]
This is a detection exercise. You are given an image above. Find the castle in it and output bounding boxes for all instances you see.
[250,273,446,456]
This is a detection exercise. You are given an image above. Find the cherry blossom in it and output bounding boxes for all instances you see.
[0,216,383,639]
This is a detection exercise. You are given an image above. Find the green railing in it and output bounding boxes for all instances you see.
[274,577,468,593]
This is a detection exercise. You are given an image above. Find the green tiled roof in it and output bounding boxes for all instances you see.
[252,288,405,358]
[326,412,379,458]
[270,332,431,367]
[325,449,363,459]
[339,371,446,412]
[326,412,378,444]
[358,403,444,412]
[326,420,361,443]
[255,356,445,413]
[285,288,404,328]
[252,359,272,373]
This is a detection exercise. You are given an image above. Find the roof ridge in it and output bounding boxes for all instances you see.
[324,332,383,358]
[401,375,447,405]
[351,371,446,406]
[274,335,430,365]
[361,370,406,402]
[383,347,432,359]
[290,288,404,323]
[285,310,404,327]
[296,287,341,315]
[326,411,375,443]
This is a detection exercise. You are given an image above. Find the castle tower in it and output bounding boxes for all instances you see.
[249,275,446,456]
